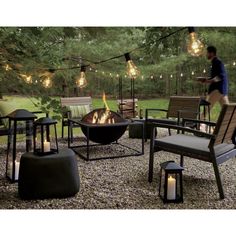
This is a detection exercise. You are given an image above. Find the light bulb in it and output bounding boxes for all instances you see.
[3,64,12,71]
[160,75,162,79]
[191,71,195,76]
[187,27,204,57]
[42,77,52,88]
[125,53,140,79]
[233,61,236,66]
[170,74,173,78]
[76,66,87,88]
[20,74,32,84]
[180,73,183,77]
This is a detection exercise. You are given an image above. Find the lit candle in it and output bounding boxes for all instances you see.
[43,140,50,152]
[167,175,176,200]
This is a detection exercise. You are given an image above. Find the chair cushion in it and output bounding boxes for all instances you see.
[155,134,235,161]
[67,105,90,119]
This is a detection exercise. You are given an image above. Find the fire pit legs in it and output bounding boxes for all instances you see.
[68,119,144,161]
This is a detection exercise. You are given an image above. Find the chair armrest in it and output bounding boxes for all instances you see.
[150,122,215,139]
[182,118,216,127]
[145,108,168,119]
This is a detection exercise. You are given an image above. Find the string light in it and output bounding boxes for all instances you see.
[187,27,204,57]
[20,74,32,84]
[233,61,236,66]
[141,75,144,80]
[203,69,206,74]
[3,64,12,71]
[124,53,140,79]
[170,74,173,78]
[180,73,183,77]
[76,65,87,88]
[116,74,119,78]
[42,77,52,88]
[160,74,163,79]
[95,69,98,73]
[191,71,195,76]
[150,75,154,79]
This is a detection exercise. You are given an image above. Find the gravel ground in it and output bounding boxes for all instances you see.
[0,130,236,209]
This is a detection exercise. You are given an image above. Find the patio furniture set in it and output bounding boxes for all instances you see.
[0,96,235,202]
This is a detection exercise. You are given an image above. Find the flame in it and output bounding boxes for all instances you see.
[92,92,115,124]
[102,92,110,111]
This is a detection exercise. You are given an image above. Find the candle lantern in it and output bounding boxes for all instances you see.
[33,117,58,155]
[6,109,37,182]
[159,161,184,203]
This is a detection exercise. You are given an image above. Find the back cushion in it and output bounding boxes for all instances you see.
[67,105,90,119]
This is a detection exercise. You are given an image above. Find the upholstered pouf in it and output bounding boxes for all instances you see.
[18,148,80,200]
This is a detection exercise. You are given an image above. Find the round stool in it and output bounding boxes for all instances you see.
[18,148,80,200]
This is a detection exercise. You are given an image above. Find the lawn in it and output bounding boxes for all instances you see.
[0,95,221,142]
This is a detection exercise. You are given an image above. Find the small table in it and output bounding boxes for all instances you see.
[68,119,144,161]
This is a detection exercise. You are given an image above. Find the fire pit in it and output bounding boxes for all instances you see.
[80,108,129,144]
[67,92,144,161]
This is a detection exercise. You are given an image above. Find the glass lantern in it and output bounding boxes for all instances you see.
[6,109,37,182]
[33,117,58,155]
[159,161,184,203]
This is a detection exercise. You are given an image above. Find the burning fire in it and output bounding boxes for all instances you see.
[92,92,115,124]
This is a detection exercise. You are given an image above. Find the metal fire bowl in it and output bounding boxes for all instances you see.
[80,108,129,144]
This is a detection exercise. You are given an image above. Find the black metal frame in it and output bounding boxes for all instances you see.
[68,119,144,161]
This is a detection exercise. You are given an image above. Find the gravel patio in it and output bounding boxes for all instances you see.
[0,130,236,209]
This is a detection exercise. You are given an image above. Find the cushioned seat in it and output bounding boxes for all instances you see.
[155,134,235,161]
[18,148,80,200]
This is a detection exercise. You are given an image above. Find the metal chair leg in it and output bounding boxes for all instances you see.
[180,155,184,167]
[148,128,156,182]
[212,161,225,199]
[61,122,64,138]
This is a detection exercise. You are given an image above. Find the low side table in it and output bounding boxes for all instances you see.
[18,148,80,200]
[129,118,156,140]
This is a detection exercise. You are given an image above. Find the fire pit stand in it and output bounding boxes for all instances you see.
[67,119,144,161]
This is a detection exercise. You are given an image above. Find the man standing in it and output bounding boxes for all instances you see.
[201,46,229,113]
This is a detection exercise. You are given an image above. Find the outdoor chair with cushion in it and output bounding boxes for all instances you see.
[149,103,236,199]
[60,97,92,138]
[145,96,201,140]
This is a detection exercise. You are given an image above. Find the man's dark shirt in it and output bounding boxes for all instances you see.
[208,57,228,96]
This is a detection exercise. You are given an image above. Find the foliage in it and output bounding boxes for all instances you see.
[1,27,236,118]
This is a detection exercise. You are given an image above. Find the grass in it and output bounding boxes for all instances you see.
[0,95,221,143]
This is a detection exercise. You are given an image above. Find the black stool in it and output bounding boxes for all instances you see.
[18,148,80,200]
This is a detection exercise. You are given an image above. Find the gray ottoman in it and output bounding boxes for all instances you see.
[18,148,80,200]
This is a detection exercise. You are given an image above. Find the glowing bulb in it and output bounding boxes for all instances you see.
[141,75,144,80]
[170,74,173,78]
[76,66,87,89]
[20,74,32,84]
[203,69,206,74]
[180,73,183,77]
[95,70,98,73]
[102,71,105,74]
[150,75,154,79]
[191,71,195,76]
[233,61,236,66]
[116,74,119,78]
[42,77,52,88]
[187,28,204,57]
[160,75,162,79]
[3,64,12,71]
[125,53,140,79]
